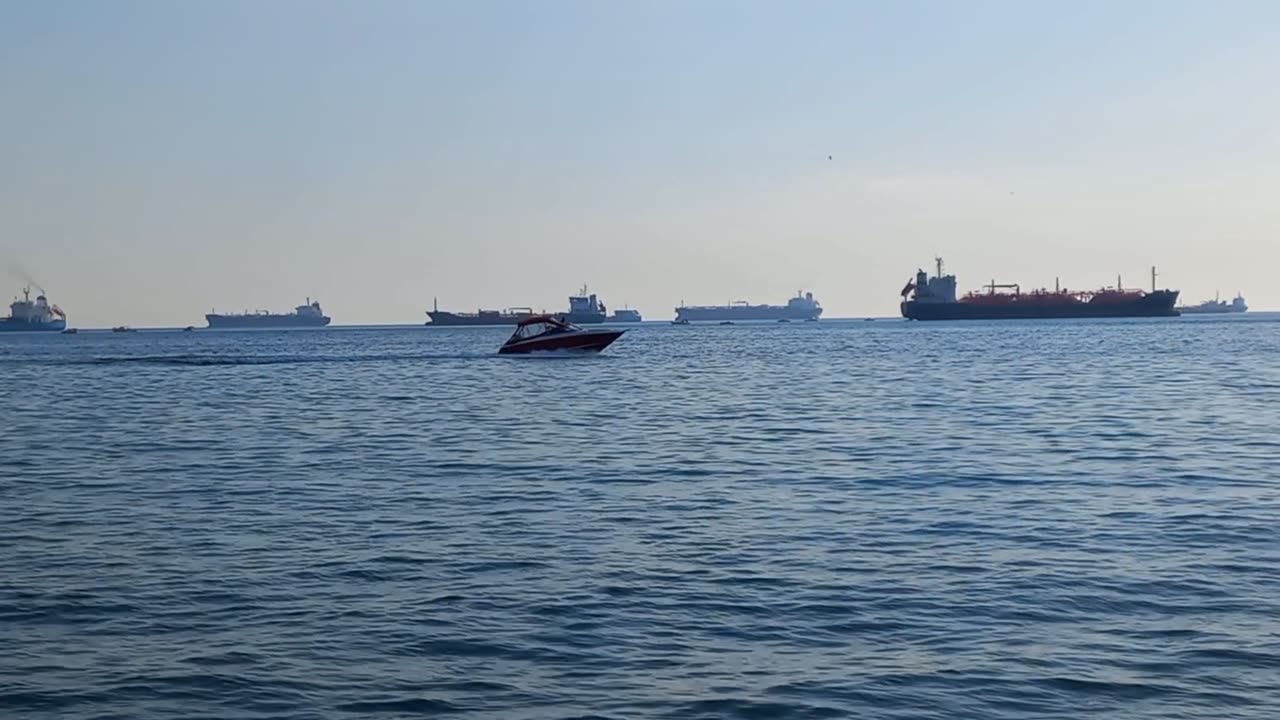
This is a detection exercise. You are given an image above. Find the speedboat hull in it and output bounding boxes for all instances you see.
[499,328,624,354]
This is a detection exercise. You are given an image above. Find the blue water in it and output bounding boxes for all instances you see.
[3,317,1279,719]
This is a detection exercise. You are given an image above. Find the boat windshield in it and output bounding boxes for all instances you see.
[511,319,568,340]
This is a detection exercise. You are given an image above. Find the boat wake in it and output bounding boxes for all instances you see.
[73,352,487,367]
[498,350,617,360]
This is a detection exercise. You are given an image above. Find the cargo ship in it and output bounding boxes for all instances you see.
[674,291,822,323]
[427,299,539,326]
[427,287,608,326]
[205,299,330,328]
[1,287,66,332]
[901,258,1179,320]
[1178,292,1247,314]
[562,286,606,324]
[608,307,643,322]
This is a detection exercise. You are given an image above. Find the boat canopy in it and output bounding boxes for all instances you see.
[510,315,574,340]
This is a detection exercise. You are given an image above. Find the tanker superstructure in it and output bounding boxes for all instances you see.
[560,286,606,324]
[0,288,66,332]
[901,258,1179,320]
[205,299,330,328]
[674,291,822,323]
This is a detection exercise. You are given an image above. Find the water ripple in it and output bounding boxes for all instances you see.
[3,318,1279,718]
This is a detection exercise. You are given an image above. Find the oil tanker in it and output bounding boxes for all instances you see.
[206,299,330,328]
[901,259,1179,321]
[427,287,608,326]
[427,303,539,326]
[1178,292,1247,314]
[674,291,822,323]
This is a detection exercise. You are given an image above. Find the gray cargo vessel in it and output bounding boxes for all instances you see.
[206,299,330,328]
[674,292,822,323]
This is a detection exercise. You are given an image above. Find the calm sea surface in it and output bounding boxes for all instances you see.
[3,316,1279,719]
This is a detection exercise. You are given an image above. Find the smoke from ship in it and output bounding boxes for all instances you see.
[7,262,46,296]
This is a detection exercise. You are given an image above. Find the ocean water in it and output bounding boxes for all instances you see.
[3,316,1279,719]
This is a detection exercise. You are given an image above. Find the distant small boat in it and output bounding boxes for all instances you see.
[777,318,790,323]
[671,318,690,326]
[61,328,77,335]
[183,326,195,332]
[719,321,734,326]
[111,326,136,333]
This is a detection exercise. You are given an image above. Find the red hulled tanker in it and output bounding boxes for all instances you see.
[901,259,1179,321]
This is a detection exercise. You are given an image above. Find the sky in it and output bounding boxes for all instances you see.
[2,0,1279,326]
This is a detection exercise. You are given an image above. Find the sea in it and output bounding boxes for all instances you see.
[2,315,1278,720]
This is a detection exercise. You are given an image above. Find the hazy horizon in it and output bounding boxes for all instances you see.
[3,1,1278,326]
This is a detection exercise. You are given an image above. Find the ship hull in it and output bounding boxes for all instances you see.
[902,290,1179,320]
[206,314,330,328]
[1177,306,1245,315]
[427,311,536,326]
[675,306,822,322]
[427,311,603,326]
[559,312,605,325]
[0,318,66,332]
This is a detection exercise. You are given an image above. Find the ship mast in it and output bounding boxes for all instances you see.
[1151,266,1157,293]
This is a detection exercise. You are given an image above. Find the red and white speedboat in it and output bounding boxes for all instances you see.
[498,315,625,355]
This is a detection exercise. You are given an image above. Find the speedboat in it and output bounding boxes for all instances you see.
[499,315,624,355]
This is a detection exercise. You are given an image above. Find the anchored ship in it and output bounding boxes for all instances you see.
[901,258,1179,321]
[1,287,66,332]
[561,286,607,324]
[608,307,643,323]
[1178,292,1247,314]
[205,299,330,328]
[427,299,539,326]
[674,291,822,323]
[428,286,609,326]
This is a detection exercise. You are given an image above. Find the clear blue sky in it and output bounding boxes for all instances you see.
[3,1,1278,325]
